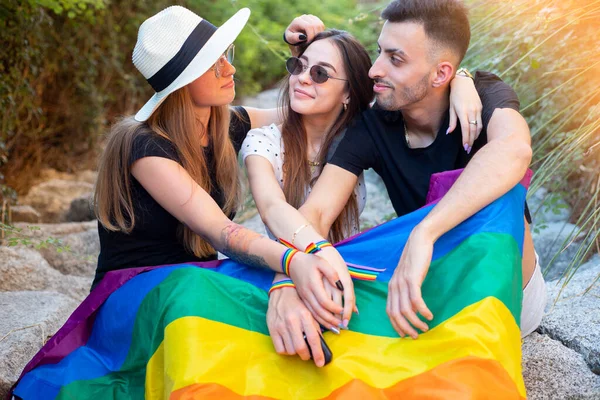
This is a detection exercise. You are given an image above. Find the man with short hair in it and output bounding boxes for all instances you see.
[287,0,546,338]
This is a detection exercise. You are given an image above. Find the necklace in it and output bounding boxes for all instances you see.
[403,120,411,148]
[308,159,321,167]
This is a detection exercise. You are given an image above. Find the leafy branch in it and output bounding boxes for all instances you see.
[0,222,71,253]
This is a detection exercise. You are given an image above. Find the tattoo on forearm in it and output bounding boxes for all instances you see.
[220,224,271,270]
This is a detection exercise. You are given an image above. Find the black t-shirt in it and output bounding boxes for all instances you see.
[330,71,529,219]
[93,107,251,288]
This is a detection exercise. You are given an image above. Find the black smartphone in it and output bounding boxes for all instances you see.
[303,333,333,365]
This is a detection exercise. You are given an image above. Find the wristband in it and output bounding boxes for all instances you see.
[269,279,296,295]
[305,240,333,254]
[278,238,296,249]
[281,248,300,276]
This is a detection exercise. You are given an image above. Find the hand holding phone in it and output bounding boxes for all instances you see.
[304,333,333,366]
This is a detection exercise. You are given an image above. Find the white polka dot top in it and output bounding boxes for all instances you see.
[241,124,367,238]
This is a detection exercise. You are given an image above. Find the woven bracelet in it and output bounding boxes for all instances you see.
[268,279,296,295]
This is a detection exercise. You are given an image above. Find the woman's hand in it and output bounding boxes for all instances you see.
[315,247,356,327]
[267,286,329,367]
[448,75,483,153]
[288,252,345,329]
[284,14,325,44]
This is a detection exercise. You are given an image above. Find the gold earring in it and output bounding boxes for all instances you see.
[343,103,348,111]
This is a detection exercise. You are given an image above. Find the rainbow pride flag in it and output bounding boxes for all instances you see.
[11,170,530,399]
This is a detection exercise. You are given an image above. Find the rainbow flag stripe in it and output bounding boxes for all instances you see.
[11,170,530,399]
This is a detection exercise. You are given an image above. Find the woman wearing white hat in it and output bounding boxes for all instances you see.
[93,6,356,335]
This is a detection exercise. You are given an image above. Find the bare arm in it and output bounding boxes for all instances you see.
[245,155,356,321]
[131,156,348,325]
[418,107,532,240]
[386,107,532,338]
[133,156,282,270]
[298,164,358,238]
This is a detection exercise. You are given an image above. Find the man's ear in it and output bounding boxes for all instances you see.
[432,61,454,88]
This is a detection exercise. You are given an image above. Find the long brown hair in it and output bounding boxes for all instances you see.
[279,30,373,243]
[94,87,241,258]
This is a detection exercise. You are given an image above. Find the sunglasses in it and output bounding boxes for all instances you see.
[285,57,348,84]
[212,44,235,78]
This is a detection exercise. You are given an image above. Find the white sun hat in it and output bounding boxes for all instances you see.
[132,6,250,122]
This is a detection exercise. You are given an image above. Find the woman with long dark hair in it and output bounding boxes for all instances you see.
[242,27,484,365]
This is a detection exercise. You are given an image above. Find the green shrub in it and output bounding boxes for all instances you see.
[463,0,600,281]
[0,0,380,195]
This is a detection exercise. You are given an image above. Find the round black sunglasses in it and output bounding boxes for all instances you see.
[285,57,348,84]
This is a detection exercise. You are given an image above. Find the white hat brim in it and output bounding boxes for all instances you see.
[134,8,251,122]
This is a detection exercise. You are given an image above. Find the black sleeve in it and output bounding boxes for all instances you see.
[130,132,181,167]
[328,115,378,176]
[474,71,520,128]
[230,106,252,153]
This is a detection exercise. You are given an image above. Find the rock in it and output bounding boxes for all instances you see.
[528,187,572,224]
[66,193,95,222]
[75,170,98,184]
[9,205,41,224]
[0,291,79,398]
[20,179,94,223]
[37,229,99,276]
[237,88,279,108]
[522,332,600,399]
[37,168,97,185]
[360,169,396,230]
[532,222,585,281]
[0,246,90,301]
[13,220,96,238]
[539,262,600,374]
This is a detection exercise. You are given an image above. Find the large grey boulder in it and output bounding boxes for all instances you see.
[66,193,95,222]
[20,179,94,223]
[0,246,91,301]
[539,261,600,374]
[360,169,396,230]
[528,187,572,224]
[37,229,99,276]
[13,220,96,238]
[532,222,585,281]
[0,291,79,398]
[522,332,600,399]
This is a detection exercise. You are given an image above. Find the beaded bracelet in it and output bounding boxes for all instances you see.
[305,240,333,254]
[268,279,296,295]
[281,248,300,276]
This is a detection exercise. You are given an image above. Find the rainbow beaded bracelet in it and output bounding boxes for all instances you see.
[268,279,296,295]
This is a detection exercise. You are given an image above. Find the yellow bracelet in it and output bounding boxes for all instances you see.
[291,223,310,246]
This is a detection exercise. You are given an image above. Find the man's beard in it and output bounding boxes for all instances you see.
[375,72,430,111]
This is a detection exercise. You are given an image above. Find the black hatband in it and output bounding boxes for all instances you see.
[147,19,217,92]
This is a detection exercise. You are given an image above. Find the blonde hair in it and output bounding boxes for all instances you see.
[94,87,241,258]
